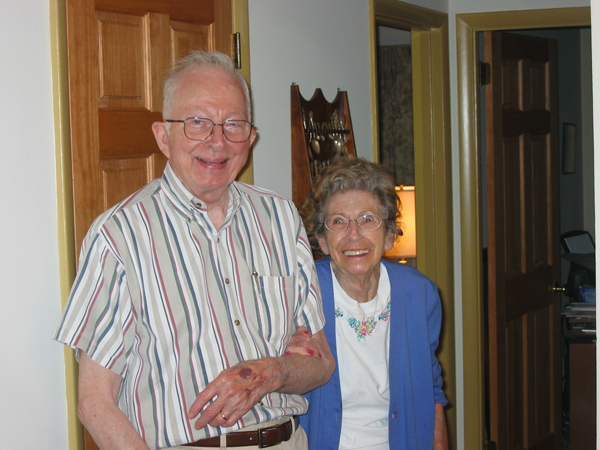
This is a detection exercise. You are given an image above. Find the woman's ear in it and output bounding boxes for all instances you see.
[384,231,395,252]
[316,234,330,255]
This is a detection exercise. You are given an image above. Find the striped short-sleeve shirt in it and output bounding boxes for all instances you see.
[53,163,325,449]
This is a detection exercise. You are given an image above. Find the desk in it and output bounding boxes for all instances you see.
[562,302,596,336]
[563,303,596,450]
[570,336,596,450]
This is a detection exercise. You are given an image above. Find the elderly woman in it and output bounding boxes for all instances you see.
[293,158,448,450]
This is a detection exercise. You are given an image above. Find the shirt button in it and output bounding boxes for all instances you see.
[391,411,398,419]
[225,278,230,284]
[195,202,202,208]
[234,320,240,326]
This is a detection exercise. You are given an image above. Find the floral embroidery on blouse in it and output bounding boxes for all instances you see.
[378,302,391,321]
[335,302,391,341]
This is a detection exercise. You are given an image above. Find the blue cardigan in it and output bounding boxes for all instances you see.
[301,258,447,450]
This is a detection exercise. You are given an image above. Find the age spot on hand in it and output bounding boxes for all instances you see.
[238,368,253,379]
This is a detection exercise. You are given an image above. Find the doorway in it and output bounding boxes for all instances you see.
[478,26,593,449]
[376,25,418,269]
[376,26,414,186]
[457,7,592,450]
[370,1,456,446]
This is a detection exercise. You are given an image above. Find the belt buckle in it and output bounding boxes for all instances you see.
[257,423,280,449]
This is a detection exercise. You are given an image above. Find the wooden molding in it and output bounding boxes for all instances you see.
[370,1,455,447]
[373,0,445,29]
[232,0,253,185]
[456,7,591,450]
[50,1,82,448]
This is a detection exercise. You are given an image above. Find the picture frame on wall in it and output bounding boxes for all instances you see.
[562,122,577,174]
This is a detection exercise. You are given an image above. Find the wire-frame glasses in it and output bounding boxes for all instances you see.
[165,117,253,143]
[323,214,383,233]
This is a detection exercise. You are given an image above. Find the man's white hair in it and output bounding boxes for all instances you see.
[162,50,252,122]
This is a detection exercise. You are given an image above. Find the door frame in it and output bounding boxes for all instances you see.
[368,1,455,447]
[49,1,251,448]
[456,7,591,449]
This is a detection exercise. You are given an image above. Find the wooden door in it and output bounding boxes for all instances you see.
[65,1,233,448]
[484,31,561,450]
[67,0,233,253]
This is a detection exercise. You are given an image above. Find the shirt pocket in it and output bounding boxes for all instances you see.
[251,270,296,352]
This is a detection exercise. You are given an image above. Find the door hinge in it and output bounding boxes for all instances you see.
[233,32,242,69]
[480,61,491,86]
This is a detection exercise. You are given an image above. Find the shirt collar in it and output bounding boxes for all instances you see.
[161,161,243,220]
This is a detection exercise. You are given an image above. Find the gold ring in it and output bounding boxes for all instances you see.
[219,410,228,421]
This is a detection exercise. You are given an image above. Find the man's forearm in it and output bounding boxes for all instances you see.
[78,352,150,450]
[79,399,150,450]
[274,329,334,394]
[274,350,334,394]
[188,329,335,430]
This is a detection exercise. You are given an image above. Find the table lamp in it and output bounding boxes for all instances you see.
[384,185,416,263]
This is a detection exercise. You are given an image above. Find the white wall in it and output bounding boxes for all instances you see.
[0,0,68,448]
[248,0,372,198]
[403,0,448,12]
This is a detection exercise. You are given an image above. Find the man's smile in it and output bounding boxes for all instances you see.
[197,157,227,166]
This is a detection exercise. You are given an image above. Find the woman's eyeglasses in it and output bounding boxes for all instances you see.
[323,214,383,233]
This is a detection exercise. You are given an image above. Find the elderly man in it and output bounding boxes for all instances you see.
[53,51,334,450]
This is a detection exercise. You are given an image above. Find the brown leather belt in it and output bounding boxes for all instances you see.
[183,416,299,448]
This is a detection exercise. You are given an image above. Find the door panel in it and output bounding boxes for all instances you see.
[67,0,232,253]
[485,31,561,450]
[100,155,165,211]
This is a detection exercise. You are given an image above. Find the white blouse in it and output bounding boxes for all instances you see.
[332,263,392,450]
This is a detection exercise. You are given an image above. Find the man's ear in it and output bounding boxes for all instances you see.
[152,121,170,159]
[248,127,258,147]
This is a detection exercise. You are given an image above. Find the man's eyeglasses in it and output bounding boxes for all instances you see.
[165,117,254,143]
[323,214,383,233]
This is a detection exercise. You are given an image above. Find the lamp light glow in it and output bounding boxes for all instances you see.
[384,186,416,261]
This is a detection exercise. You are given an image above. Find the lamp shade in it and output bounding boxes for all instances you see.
[384,186,416,259]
